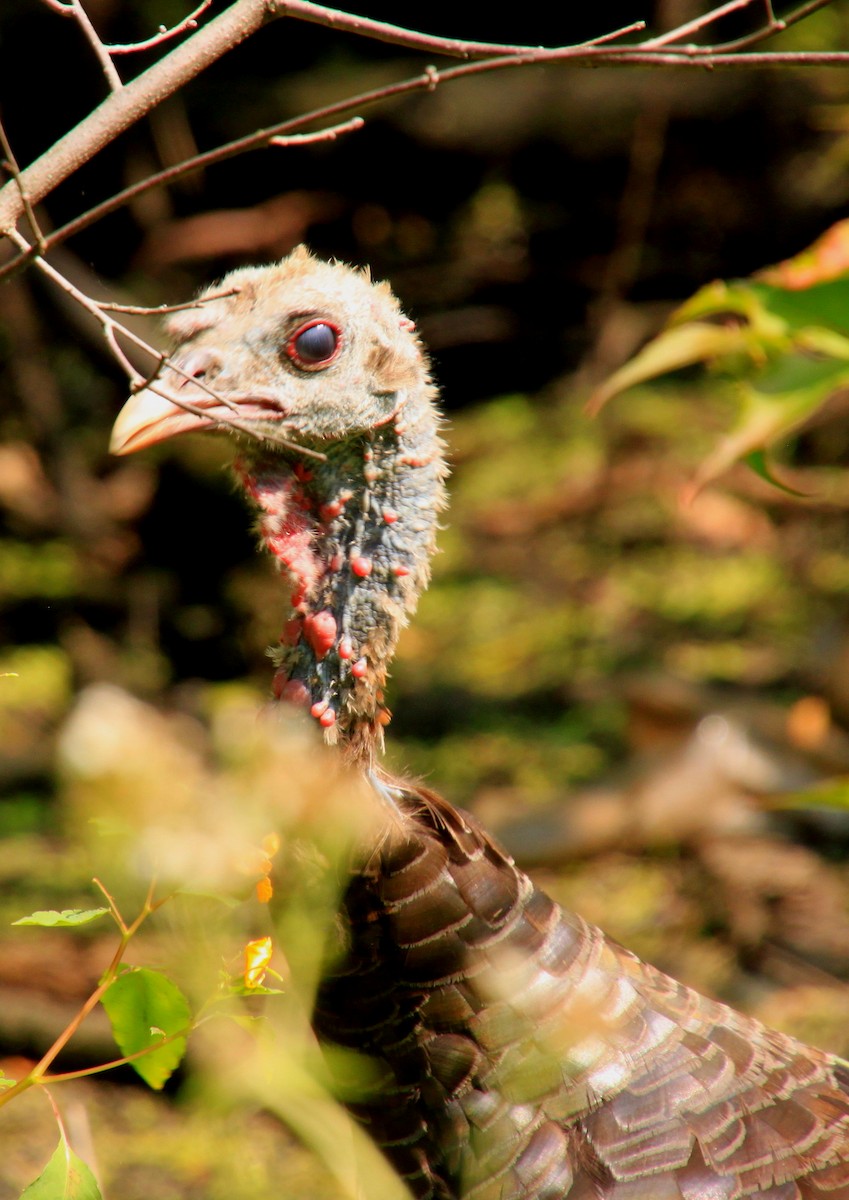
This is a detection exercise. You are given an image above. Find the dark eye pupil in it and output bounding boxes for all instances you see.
[294,322,338,363]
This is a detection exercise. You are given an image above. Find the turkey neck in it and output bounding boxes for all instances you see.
[236,391,445,763]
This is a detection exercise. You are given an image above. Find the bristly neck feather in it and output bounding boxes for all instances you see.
[234,384,446,764]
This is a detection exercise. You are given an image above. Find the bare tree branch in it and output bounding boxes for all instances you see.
[2,0,844,281]
[0,0,274,235]
[1,0,635,237]
[3,0,839,244]
[0,0,845,294]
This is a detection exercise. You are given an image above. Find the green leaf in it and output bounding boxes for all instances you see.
[227,982,285,997]
[749,278,849,338]
[685,356,849,497]
[101,967,190,1090]
[19,1139,102,1200]
[744,450,806,498]
[13,908,110,928]
[0,1069,15,1089]
[597,256,849,492]
[771,776,849,812]
[672,278,790,343]
[589,320,747,412]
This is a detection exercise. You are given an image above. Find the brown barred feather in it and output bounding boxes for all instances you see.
[315,780,849,1200]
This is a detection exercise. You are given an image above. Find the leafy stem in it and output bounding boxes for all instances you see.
[0,881,166,1109]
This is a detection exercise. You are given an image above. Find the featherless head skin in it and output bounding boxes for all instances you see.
[112,247,447,762]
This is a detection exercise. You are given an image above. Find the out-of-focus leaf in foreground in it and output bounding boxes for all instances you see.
[772,776,849,813]
[101,966,190,1089]
[592,220,849,495]
[12,908,110,928]
[19,1138,102,1200]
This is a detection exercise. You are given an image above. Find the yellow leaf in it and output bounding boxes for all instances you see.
[262,832,281,856]
[244,936,273,988]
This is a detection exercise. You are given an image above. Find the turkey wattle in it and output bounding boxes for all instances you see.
[111,247,849,1200]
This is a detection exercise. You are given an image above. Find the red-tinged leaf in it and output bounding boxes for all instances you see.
[13,908,109,928]
[588,320,748,414]
[759,218,849,290]
[101,967,190,1090]
[19,1139,102,1200]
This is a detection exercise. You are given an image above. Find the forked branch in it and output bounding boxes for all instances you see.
[0,0,843,242]
[0,0,845,386]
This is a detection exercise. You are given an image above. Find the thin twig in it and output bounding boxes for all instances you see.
[96,287,239,316]
[69,0,123,91]
[107,0,213,54]
[643,0,756,47]
[588,47,849,64]
[39,1024,193,1084]
[141,380,331,460]
[268,0,588,59]
[3,106,382,277]
[268,114,365,146]
[0,902,142,1108]
[1,0,845,285]
[104,322,144,380]
[92,877,128,934]
[7,228,329,461]
[0,117,46,250]
[586,20,648,48]
[708,0,831,52]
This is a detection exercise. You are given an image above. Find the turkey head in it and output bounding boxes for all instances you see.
[112,247,446,761]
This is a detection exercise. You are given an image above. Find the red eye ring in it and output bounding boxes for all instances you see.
[285,319,342,370]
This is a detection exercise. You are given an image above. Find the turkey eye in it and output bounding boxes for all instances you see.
[286,320,341,368]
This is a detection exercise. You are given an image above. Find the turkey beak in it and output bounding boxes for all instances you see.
[110,387,215,455]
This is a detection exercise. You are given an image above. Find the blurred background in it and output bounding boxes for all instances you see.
[3,1,849,1195]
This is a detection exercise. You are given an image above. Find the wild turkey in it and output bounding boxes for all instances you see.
[111,247,849,1199]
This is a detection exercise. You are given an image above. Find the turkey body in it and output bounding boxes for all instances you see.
[110,248,849,1200]
[318,781,849,1200]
